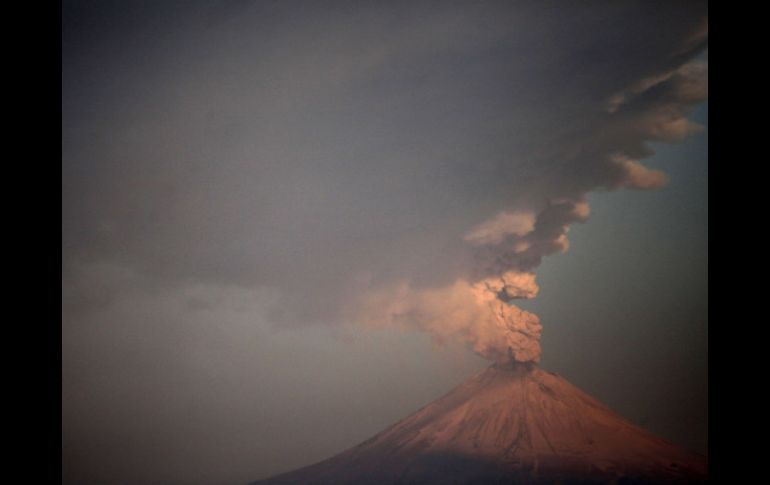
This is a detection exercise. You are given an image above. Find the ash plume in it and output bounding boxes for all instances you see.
[350,56,706,364]
[357,271,541,363]
[63,3,708,365]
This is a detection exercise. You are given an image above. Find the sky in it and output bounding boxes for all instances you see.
[62,2,707,484]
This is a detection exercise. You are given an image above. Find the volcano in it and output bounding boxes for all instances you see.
[251,363,706,484]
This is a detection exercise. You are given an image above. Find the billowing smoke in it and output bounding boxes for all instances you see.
[356,271,541,363]
[350,57,707,364]
[63,2,708,366]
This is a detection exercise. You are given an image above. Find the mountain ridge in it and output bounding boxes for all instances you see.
[251,363,706,484]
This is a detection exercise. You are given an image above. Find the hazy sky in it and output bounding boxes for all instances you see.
[62,2,707,484]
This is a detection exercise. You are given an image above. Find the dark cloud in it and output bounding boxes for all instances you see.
[63,1,706,317]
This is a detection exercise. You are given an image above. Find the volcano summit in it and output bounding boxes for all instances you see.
[251,363,706,484]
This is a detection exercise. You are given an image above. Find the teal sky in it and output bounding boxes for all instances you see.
[532,101,708,453]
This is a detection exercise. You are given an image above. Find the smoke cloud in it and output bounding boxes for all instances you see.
[355,271,541,363]
[63,2,708,364]
[340,52,708,364]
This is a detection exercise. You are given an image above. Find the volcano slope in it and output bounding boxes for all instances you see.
[251,363,706,484]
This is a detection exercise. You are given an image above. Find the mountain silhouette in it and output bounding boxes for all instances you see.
[251,362,706,484]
